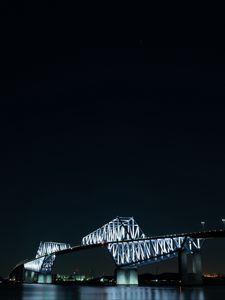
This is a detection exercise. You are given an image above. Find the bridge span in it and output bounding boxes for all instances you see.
[9,217,225,285]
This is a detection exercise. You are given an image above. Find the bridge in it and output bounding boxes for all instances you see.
[9,216,225,285]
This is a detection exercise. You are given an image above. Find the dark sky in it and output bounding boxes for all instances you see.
[0,7,225,276]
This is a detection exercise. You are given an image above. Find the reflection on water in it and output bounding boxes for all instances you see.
[21,284,81,300]
[179,287,205,300]
[78,286,205,300]
[3,283,224,300]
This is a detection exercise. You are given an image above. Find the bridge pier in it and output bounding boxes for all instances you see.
[116,268,138,285]
[192,250,203,285]
[24,270,38,283]
[23,270,52,284]
[178,250,203,285]
[37,274,53,284]
[178,251,188,285]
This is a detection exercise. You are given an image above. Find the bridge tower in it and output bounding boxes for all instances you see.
[9,241,71,284]
[82,217,142,285]
[82,216,203,286]
[23,242,70,283]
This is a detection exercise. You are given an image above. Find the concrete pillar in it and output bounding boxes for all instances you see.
[178,251,188,285]
[192,250,203,285]
[23,270,38,283]
[37,274,52,284]
[116,268,138,285]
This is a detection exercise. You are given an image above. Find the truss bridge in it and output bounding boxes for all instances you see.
[9,216,225,285]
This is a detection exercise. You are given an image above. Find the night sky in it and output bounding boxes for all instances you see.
[1,11,225,276]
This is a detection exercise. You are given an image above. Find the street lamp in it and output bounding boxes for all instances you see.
[222,218,225,229]
[201,221,205,231]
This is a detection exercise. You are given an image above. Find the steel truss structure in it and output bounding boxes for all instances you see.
[82,217,202,268]
[24,241,70,273]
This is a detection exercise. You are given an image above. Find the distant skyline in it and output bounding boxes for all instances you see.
[1,44,225,276]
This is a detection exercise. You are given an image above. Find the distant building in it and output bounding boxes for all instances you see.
[55,273,92,282]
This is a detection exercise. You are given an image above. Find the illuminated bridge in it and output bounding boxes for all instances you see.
[9,217,225,285]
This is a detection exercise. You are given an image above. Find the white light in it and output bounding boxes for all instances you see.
[81,217,201,267]
[24,242,70,273]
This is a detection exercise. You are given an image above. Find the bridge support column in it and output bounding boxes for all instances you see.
[24,270,38,283]
[178,251,188,285]
[37,274,52,284]
[178,250,203,285]
[116,268,138,285]
[192,250,203,285]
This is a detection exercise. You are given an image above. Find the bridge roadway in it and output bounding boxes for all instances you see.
[22,228,225,264]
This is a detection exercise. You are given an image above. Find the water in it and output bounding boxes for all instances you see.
[0,284,225,300]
